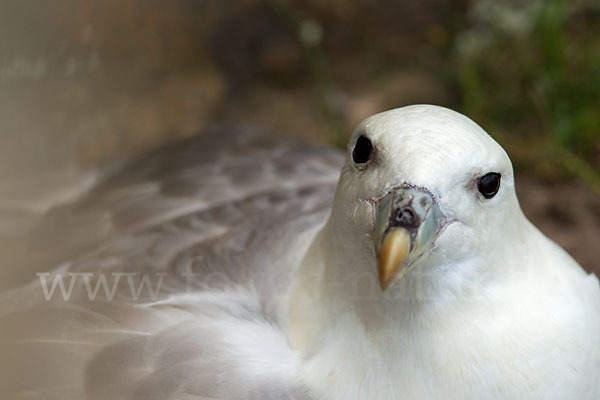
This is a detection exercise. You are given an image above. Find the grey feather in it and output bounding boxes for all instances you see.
[0,125,344,400]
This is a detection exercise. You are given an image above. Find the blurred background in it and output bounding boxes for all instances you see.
[0,0,598,272]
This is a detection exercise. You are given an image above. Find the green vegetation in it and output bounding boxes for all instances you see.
[272,0,600,191]
[453,0,600,191]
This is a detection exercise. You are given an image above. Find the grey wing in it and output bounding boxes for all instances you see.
[0,126,343,400]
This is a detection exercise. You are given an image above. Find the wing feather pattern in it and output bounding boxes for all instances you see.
[0,126,343,399]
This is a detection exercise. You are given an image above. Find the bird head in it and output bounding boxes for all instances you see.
[329,105,523,293]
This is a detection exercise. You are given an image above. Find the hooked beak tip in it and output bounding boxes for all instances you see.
[377,228,411,290]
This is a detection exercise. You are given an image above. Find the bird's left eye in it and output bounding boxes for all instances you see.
[352,135,373,164]
[478,172,501,199]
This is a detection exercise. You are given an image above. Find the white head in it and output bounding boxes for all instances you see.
[325,105,528,304]
[290,105,583,400]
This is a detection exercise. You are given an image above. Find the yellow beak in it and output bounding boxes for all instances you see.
[373,185,445,291]
[377,228,411,290]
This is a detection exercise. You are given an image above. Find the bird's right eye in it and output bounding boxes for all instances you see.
[478,172,501,199]
[352,136,373,164]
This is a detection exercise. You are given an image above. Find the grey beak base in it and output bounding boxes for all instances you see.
[372,185,444,286]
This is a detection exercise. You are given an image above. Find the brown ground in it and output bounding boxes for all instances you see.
[516,175,600,275]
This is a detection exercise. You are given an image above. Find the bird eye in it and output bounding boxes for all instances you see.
[352,136,373,164]
[478,172,501,199]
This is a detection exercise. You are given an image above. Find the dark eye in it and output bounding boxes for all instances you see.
[352,136,373,164]
[478,172,501,199]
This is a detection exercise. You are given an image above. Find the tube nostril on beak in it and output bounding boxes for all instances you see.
[395,207,419,227]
